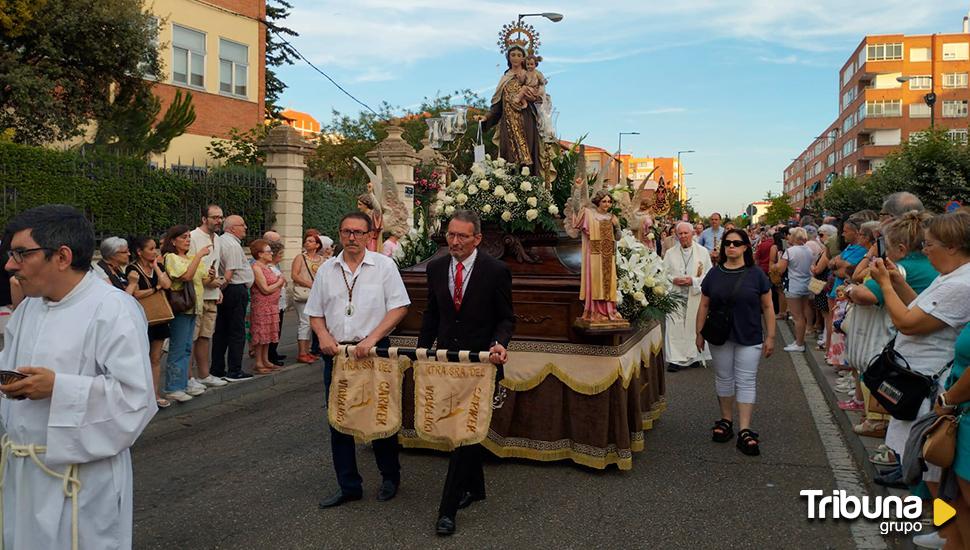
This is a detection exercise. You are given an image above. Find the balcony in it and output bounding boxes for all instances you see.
[859,144,896,160]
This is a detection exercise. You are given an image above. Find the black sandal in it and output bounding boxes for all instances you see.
[711,419,734,443]
[737,429,760,456]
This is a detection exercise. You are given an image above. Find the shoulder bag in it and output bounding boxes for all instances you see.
[291,254,313,303]
[700,268,748,346]
[862,338,952,421]
[922,412,962,468]
[164,254,197,314]
[132,264,174,326]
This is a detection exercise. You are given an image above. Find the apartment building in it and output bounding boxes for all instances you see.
[784,14,970,210]
[280,108,322,141]
[626,156,687,202]
[148,0,266,165]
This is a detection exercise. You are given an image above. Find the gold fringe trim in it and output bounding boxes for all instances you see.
[396,400,667,471]
[499,347,662,395]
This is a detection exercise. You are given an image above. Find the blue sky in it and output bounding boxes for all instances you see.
[276,0,970,217]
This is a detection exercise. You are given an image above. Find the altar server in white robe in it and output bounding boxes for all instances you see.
[0,205,157,550]
[663,221,713,372]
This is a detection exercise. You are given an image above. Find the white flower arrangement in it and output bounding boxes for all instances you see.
[615,229,684,325]
[437,157,560,233]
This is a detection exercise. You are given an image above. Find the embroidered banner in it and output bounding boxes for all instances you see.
[328,354,404,442]
[413,360,496,448]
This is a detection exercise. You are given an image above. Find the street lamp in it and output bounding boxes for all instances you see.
[677,149,694,191]
[617,131,639,183]
[518,12,564,22]
[897,74,936,128]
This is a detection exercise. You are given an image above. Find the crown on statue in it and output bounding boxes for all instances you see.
[498,20,541,55]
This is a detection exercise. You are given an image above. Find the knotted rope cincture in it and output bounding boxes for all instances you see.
[0,434,81,550]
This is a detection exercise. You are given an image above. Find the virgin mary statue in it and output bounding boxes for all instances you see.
[480,44,542,177]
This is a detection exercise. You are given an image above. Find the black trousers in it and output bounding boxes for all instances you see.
[438,444,486,519]
[268,309,284,360]
[322,339,400,496]
[211,284,249,377]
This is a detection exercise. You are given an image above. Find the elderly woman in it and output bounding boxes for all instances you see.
[776,227,816,351]
[846,212,937,437]
[267,240,288,366]
[870,211,970,531]
[94,236,131,290]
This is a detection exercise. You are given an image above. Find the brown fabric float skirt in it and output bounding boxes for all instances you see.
[399,341,665,471]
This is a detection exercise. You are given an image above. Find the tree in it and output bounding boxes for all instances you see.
[308,90,490,182]
[821,176,874,219]
[206,125,274,166]
[92,89,196,158]
[762,192,796,226]
[0,0,161,144]
[263,0,299,120]
[669,196,699,222]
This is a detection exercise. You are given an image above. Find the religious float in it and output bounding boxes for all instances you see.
[352,20,683,470]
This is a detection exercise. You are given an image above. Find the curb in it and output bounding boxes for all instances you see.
[153,335,320,421]
[783,322,894,499]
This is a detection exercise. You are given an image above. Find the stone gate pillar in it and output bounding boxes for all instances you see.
[261,125,314,275]
[366,125,419,228]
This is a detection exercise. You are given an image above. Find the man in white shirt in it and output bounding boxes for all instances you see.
[212,215,255,381]
[307,212,410,508]
[188,204,227,391]
[0,205,157,549]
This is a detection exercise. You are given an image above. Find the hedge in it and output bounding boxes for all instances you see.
[302,178,366,239]
[0,142,276,241]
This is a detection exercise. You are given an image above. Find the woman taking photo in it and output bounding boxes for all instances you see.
[870,211,970,521]
[292,232,326,363]
[768,227,788,320]
[162,225,211,402]
[126,235,173,408]
[249,239,286,375]
[696,229,775,456]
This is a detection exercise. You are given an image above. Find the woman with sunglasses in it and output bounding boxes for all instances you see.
[696,229,775,456]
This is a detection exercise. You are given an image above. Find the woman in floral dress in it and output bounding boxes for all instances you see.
[248,239,286,374]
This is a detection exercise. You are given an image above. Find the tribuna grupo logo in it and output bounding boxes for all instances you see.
[801,490,957,535]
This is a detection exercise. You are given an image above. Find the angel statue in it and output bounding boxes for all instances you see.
[353,154,409,250]
[565,148,628,328]
[475,20,557,185]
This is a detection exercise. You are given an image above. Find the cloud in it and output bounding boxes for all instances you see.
[347,69,395,83]
[632,107,688,115]
[758,54,800,65]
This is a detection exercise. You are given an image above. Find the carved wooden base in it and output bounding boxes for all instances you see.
[573,318,631,334]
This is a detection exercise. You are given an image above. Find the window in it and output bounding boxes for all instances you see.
[910,47,930,62]
[843,114,855,133]
[219,39,248,97]
[866,99,902,118]
[910,103,931,118]
[843,140,856,157]
[139,16,160,78]
[943,73,969,88]
[843,164,856,177]
[943,43,970,61]
[173,25,205,87]
[908,76,932,90]
[943,100,969,118]
[867,42,903,61]
[858,103,867,122]
[947,129,969,144]
[910,131,928,143]
[826,152,835,167]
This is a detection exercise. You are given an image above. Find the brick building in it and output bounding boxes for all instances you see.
[784,13,970,210]
[148,0,266,165]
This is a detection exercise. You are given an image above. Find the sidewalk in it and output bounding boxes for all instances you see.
[778,321,907,502]
[154,309,321,420]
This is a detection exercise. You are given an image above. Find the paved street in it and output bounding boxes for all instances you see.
[131,327,874,550]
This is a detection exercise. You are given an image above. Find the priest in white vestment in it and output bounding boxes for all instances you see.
[0,205,157,550]
[663,221,713,372]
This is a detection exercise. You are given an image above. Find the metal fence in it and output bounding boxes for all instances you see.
[0,144,277,242]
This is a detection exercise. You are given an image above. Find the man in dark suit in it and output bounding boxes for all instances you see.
[418,210,515,536]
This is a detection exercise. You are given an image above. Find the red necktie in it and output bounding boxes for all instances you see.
[454,262,464,310]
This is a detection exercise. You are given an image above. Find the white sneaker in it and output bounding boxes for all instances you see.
[198,375,228,387]
[784,343,806,352]
[186,378,206,396]
[913,531,946,549]
[165,391,193,403]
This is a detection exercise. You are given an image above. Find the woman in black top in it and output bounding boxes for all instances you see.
[696,229,776,456]
[125,236,173,409]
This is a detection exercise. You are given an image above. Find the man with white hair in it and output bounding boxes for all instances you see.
[663,221,713,372]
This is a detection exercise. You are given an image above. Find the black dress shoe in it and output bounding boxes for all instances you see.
[457,492,486,510]
[274,354,288,361]
[270,359,285,367]
[318,490,362,508]
[435,516,455,536]
[377,480,398,502]
[666,363,681,373]
[689,361,703,369]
